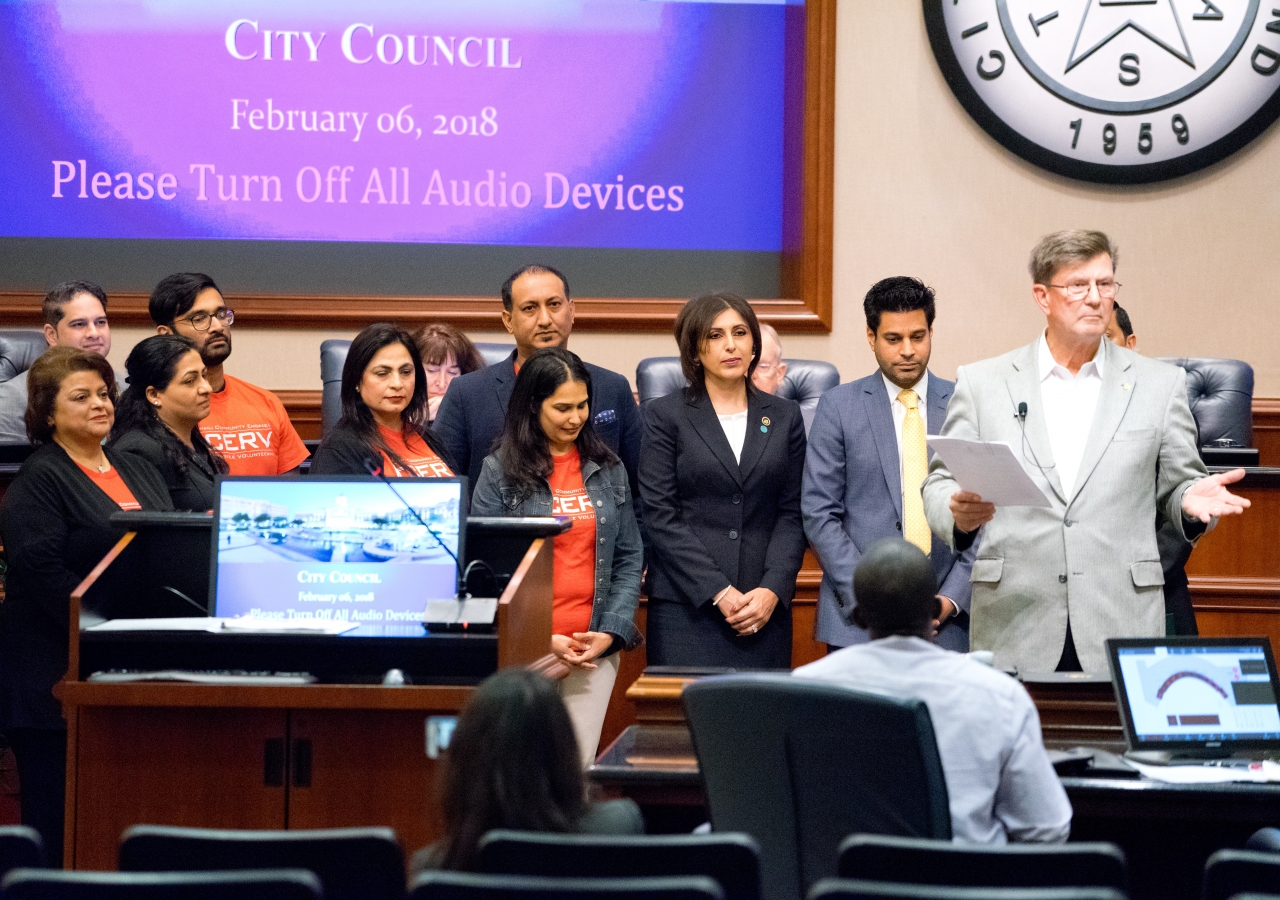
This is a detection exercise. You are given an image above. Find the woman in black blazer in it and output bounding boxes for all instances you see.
[0,347,172,864]
[109,334,228,511]
[640,293,807,669]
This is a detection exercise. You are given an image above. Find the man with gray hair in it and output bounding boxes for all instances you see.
[923,230,1247,673]
[751,322,788,395]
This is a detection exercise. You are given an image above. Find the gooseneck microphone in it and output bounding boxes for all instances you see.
[362,457,465,597]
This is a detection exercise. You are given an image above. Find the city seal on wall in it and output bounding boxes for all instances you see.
[923,1,1280,183]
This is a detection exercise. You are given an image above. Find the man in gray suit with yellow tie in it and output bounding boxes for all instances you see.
[803,277,974,652]
[923,230,1249,674]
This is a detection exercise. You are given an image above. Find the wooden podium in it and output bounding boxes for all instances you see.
[56,530,558,871]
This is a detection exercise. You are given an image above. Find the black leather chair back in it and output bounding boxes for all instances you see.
[807,880,1128,900]
[634,357,839,433]
[682,674,950,900]
[1203,849,1280,900]
[320,339,513,436]
[0,869,322,900]
[0,828,43,879]
[410,872,724,900]
[1157,357,1254,447]
[0,331,48,384]
[119,825,403,900]
[837,835,1127,891]
[476,831,761,900]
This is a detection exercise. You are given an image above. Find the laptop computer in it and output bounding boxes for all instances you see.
[1106,636,1280,765]
[210,476,466,630]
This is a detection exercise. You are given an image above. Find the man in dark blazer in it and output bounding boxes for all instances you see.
[432,264,642,499]
[803,277,974,652]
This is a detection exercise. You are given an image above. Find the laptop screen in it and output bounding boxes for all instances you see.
[1107,637,1280,752]
[210,476,465,628]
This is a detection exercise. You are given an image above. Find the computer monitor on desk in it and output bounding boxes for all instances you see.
[1107,636,1280,763]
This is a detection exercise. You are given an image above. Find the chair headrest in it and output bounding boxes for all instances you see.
[0,330,49,383]
[1156,357,1254,447]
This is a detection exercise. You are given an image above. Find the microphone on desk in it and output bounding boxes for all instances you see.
[362,456,466,598]
[163,585,211,616]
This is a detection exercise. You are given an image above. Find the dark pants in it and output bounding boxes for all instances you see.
[6,727,66,866]
[647,596,792,669]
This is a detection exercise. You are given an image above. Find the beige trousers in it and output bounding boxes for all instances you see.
[560,652,621,768]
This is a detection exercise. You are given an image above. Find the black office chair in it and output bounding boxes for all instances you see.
[119,825,404,900]
[837,835,1127,892]
[410,872,724,900]
[0,330,48,385]
[0,829,43,881]
[319,338,514,436]
[0,869,321,900]
[1203,850,1280,900]
[807,880,1128,900]
[682,674,950,900]
[1157,357,1254,448]
[634,357,839,433]
[476,831,761,900]
[1248,828,1280,853]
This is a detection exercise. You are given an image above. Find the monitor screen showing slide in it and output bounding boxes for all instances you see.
[211,476,463,630]
[1107,638,1280,751]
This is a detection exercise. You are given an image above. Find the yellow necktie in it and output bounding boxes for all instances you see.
[898,389,931,555]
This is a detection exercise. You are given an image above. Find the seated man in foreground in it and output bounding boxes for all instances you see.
[793,538,1071,844]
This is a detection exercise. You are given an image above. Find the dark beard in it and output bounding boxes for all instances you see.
[200,335,232,368]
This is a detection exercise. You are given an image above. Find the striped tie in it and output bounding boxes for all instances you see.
[898,388,932,555]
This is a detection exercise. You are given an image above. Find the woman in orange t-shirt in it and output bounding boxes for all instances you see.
[311,323,457,478]
[0,347,172,863]
[471,348,643,767]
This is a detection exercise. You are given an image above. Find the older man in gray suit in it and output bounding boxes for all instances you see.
[804,277,973,652]
[922,230,1248,674]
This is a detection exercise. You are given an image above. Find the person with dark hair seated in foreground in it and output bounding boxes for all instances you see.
[109,334,228,511]
[794,539,1071,844]
[410,668,642,874]
[310,323,455,477]
[0,347,173,863]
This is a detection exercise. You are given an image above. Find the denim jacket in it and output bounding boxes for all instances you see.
[471,450,643,652]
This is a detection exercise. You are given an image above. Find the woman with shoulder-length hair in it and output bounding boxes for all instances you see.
[410,669,641,874]
[414,323,486,423]
[311,323,455,477]
[109,334,227,511]
[0,347,173,863]
[470,347,642,766]
[640,292,807,669]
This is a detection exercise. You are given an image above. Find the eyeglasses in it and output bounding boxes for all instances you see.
[181,309,234,331]
[1046,280,1121,301]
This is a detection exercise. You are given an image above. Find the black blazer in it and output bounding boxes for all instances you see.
[640,386,807,608]
[0,443,173,729]
[309,421,455,477]
[110,427,221,512]
[433,350,642,500]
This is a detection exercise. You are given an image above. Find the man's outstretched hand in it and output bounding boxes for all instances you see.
[1182,468,1250,523]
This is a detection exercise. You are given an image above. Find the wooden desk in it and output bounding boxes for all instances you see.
[58,535,558,870]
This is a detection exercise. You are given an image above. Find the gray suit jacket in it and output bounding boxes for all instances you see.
[922,338,1208,674]
[803,371,974,649]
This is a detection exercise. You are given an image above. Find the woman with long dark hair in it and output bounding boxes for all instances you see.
[640,292,807,669]
[311,323,455,477]
[471,348,642,766]
[410,669,641,874]
[109,334,227,511]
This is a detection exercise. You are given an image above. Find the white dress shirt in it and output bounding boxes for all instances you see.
[794,635,1073,844]
[881,370,929,507]
[1037,333,1104,498]
[717,409,748,464]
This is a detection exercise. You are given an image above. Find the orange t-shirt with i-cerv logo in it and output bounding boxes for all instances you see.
[76,462,141,510]
[199,374,311,475]
[548,447,597,637]
[377,424,454,478]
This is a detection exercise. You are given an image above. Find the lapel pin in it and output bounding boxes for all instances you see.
[762,416,771,426]
[760,425,768,433]
[1122,383,1132,391]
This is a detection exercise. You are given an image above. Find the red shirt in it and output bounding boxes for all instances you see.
[548,448,597,637]
[76,462,141,510]
[200,374,310,475]
[377,424,454,478]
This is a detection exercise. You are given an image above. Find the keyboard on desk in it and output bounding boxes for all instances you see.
[87,669,316,686]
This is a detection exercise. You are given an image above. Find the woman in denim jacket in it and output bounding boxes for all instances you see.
[471,348,642,766]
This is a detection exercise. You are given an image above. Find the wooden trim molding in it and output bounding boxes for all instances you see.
[0,3,836,334]
[274,389,323,442]
[1190,575,1280,613]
